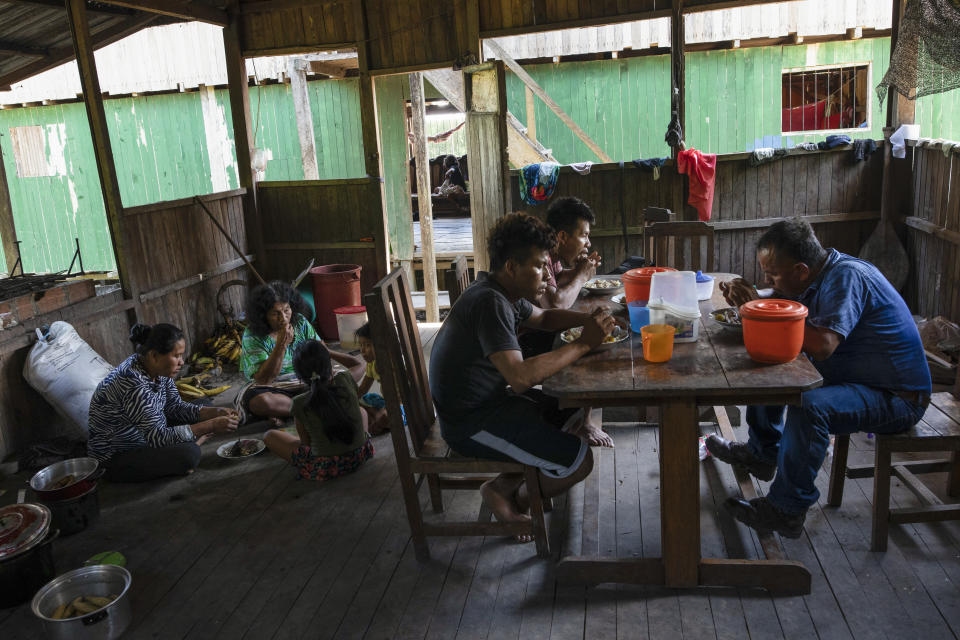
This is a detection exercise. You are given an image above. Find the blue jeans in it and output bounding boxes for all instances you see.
[745,384,927,515]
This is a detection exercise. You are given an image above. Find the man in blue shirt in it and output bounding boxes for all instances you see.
[706,219,931,538]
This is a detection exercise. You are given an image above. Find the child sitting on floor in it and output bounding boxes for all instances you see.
[355,323,391,435]
[263,339,373,480]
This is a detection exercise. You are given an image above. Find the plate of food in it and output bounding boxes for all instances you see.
[610,293,626,307]
[583,277,624,295]
[560,325,629,351]
[217,438,266,459]
[711,307,743,334]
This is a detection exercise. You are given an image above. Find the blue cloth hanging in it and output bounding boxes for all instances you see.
[519,162,560,205]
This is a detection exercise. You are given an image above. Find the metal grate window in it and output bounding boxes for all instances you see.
[781,64,870,134]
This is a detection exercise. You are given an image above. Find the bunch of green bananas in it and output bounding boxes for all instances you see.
[187,321,245,369]
[175,373,231,400]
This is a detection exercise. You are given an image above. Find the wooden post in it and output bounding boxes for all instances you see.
[409,73,439,323]
[288,58,320,181]
[887,0,915,128]
[222,10,265,275]
[671,0,685,156]
[465,62,511,274]
[65,0,135,299]
[525,86,536,141]
[0,146,17,274]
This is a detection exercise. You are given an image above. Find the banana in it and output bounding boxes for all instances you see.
[202,385,231,396]
[178,389,205,400]
[175,382,206,395]
[229,345,242,362]
[194,356,215,366]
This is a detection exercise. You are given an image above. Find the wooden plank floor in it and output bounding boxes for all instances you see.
[413,217,473,256]
[3,392,960,636]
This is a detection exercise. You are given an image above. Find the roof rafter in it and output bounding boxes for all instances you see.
[93,0,227,26]
[3,0,135,15]
[0,40,49,58]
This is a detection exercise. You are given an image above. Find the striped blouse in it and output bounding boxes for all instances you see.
[87,354,201,462]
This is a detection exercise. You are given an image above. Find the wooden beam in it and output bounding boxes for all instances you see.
[7,0,132,14]
[288,59,320,180]
[423,68,467,112]
[222,9,266,276]
[239,0,340,13]
[484,39,612,163]
[306,60,348,78]
[0,145,17,274]
[525,85,536,140]
[66,0,135,299]
[0,41,49,58]
[671,0,685,155]
[138,255,255,302]
[93,0,228,26]
[905,216,960,247]
[409,72,439,323]
[506,111,555,166]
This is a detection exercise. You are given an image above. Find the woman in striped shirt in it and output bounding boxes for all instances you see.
[88,323,239,482]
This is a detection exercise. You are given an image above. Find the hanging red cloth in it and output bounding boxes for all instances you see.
[676,148,717,222]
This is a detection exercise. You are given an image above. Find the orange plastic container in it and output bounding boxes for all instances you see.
[740,299,809,364]
[641,324,676,362]
[623,267,676,304]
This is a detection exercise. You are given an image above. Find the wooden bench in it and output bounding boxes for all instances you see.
[827,377,960,552]
[364,268,551,560]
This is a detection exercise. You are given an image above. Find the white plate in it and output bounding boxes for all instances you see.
[560,325,630,351]
[610,293,626,307]
[217,438,266,459]
[582,277,624,295]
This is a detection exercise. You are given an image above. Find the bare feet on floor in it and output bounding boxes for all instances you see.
[268,416,286,428]
[480,478,533,543]
[571,415,614,448]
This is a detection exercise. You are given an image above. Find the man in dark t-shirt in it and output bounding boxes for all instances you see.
[430,213,616,536]
[707,219,931,539]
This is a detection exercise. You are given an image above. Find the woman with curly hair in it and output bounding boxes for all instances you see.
[239,281,362,423]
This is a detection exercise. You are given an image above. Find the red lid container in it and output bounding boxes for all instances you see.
[740,299,808,364]
[623,267,676,303]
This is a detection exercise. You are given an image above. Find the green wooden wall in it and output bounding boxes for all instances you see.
[375,75,414,263]
[505,56,673,163]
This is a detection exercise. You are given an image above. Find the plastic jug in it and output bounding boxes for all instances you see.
[641,324,676,362]
[333,305,368,349]
[648,271,699,309]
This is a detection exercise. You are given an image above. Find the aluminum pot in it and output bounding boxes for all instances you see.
[30,458,102,502]
[32,565,132,640]
[40,483,100,536]
[0,528,59,608]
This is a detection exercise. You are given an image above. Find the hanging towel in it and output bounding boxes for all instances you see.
[676,148,717,222]
[633,157,667,181]
[569,161,593,175]
[796,142,820,151]
[519,162,560,205]
[851,139,878,162]
[747,148,787,167]
[817,134,852,150]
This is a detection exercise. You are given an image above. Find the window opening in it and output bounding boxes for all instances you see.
[781,63,869,133]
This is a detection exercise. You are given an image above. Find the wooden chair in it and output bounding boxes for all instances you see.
[642,206,675,264]
[827,374,960,551]
[443,254,471,306]
[364,268,551,560]
[647,221,715,272]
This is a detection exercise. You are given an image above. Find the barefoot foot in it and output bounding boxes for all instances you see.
[571,416,614,448]
[480,479,533,543]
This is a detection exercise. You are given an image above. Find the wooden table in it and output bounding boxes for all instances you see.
[543,274,823,594]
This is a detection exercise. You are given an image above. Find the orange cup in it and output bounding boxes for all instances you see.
[641,324,676,362]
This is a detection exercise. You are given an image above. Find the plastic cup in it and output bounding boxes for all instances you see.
[641,324,676,362]
[628,301,651,332]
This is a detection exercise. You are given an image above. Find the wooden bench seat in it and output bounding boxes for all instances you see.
[828,388,960,551]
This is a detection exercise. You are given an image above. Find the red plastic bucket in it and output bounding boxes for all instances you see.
[310,264,362,340]
[623,267,676,304]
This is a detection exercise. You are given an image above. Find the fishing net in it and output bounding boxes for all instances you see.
[877,0,960,104]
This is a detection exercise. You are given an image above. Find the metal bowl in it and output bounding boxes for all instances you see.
[32,564,131,640]
[582,277,624,295]
[30,458,101,502]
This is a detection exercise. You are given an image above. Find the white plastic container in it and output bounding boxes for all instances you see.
[648,271,699,309]
[648,301,701,343]
[695,271,715,301]
[333,305,368,349]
